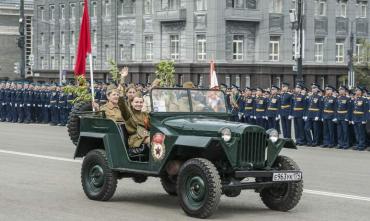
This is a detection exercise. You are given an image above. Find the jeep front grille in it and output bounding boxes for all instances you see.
[238,130,268,168]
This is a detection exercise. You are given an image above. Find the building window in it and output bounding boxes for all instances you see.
[51,32,55,46]
[71,56,75,67]
[269,36,280,61]
[120,45,124,61]
[91,1,97,17]
[339,1,346,17]
[232,0,244,8]
[39,7,45,21]
[355,39,365,63]
[70,3,76,19]
[196,35,207,61]
[245,75,251,88]
[232,35,244,60]
[40,33,44,46]
[50,5,55,20]
[93,30,97,45]
[196,0,207,10]
[121,0,135,15]
[198,74,204,86]
[270,0,283,13]
[170,35,180,60]
[235,75,240,87]
[61,56,65,69]
[105,45,110,61]
[315,0,326,16]
[162,0,178,10]
[40,57,44,69]
[314,38,324,63]
[144,0,153,14]
[93,56,97,69]
[104,0,111,17]
[50,56,55,69]
[71,31,75,46]
[336,39,345,63]
[145,36,153,61]
[60,4,65,19]
[130,44,136,61]
[360,2,367,18]
[61,31,65,46]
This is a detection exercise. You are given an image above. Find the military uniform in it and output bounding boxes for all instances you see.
[335,89,351,149]
[0,83,5,121]
[58,90,67,126]
[23,85,33,123]
[280,90,293,138]
[304,92,322,146]
[33,87,42,123]
[254,94,267,129]
[101,102,124,122]
[322,89,337,147]
[351,90,368,150]
[49,88,59,125]
[241,94,255,124]
[292,86,307,145]
[5,85,12,122]
[266,92,280,130]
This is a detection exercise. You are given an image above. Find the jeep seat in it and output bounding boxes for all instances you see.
[117,123,147,161]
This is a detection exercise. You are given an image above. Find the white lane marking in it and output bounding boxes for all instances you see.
[1,149,370,203]
[0,149,81,164]
[304,189,370,202]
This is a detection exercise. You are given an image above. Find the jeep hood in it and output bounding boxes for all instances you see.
[163,117,254,135]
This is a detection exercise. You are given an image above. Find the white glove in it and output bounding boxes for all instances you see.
[276,115,281,120]
[332,118,338,122]
[253,116,257,119]
[238,112,243,119]
[314,117,319,121]
[350,121,354,125]
[362,121,366,124]
[264,116,268,120]
[303,116,307,121]
[15,104,17,107]
[288,115,294,120]
[345,119,348,122]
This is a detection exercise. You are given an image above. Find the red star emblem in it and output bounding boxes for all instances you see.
[155,146,161,156]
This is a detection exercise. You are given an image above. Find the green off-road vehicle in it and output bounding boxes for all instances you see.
[74,88,303,218]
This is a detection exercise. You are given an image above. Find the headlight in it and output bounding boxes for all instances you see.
[221,128,232,142]
[266,129,279,143]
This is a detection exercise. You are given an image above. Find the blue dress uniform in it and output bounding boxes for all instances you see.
[304,92,323,146]
[292,86,307,145]
[322,91,337,147]
[351,90,368,150]
[335,88,352,149]
[5,85,12,122]
[99,89,107,105]
[10,86,17,122]
[0,83,5,121]
[49,89,59,125]
[58,90,68,126]
[266,93,281,131]
[242,95,255,124]
[14,85,25,123]
[254,94,268,129]
[66,92,75,121]
[43,88,51,123]
[23,85,33,123]
[33,87,41,123]
[280,91,293,138]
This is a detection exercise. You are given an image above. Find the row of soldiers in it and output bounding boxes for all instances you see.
[0,81,75,126]
[224,82,370,151]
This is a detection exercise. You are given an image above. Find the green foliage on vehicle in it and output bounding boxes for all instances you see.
[63,76,93,104]
[108,59,120,83]
[155,60,175,87]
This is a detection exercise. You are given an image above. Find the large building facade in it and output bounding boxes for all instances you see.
[31,0,369,88]
[0,0,33,81]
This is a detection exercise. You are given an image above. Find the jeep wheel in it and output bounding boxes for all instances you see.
[260,156,303,211]
[177,158,221,219]
[67,102,92,145]
[81,149,117,201]
[160,175,177,196]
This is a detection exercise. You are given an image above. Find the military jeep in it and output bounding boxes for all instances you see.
[74,88,303,219]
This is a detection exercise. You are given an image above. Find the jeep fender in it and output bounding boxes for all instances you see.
[74,132,106,159]
[266,138,296,167]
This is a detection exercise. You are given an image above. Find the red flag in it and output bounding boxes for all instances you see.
[74,0,91,76]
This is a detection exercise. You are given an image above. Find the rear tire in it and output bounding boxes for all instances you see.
[81,149,117,201]
[67,102,92,145]
[260,156,303,211]
[177,158,221,219]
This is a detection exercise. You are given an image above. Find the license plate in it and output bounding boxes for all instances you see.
[273,172,302,182]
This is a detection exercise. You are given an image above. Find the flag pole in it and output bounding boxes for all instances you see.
[89,53,95,111]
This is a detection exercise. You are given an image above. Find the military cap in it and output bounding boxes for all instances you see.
[231,84,239,89]
[339,85,348,91]
[325,85,335,91]
[295,83,304,89]
[220,83,227,88]
[355,85,364,93]
[256,87,264,93]
[311,82,321,89]
[183,81,195,89]
[281,82,290,87]
[251,88,256,91]
[271,85,280,90]
[244,87,252,91]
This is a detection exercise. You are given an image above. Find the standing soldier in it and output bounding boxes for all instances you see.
[292,83,307,146]
[322,85,337,148]
[43,84,52,123]
[351,86,368,151]
[33,84,41,123]
[58,85,68,126]
[49,84,59,126]
[10,82,17,122]
[304,83,322,147]
[66,88,75,121]
[335,85,351,149]
[4,82,12,122]
[0,82,5,122]
[254,87,267,129]
[242,87,255,124]
[266,85,281,130]
[23,82,33,123]
[99,84,108,105]
[280,83,293,138]
[230,84,240,122]
[14,82,24,123]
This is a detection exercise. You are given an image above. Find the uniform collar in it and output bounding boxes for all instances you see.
[106,102,118,110]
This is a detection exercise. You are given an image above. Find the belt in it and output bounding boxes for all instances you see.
[281,105,290,109]
[354,111,364,115]
[268,108,278,111]
[309,108,319,112]
[337,110,348,114]
[294,108,304,111]
[50,101,56,103]
[245,107,253,110]
[324,110,334,113]
[256,109,265,112]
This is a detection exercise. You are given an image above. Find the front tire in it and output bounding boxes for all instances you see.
[81,149,117,201]
[177,158,221,219]
[260,156,303,211]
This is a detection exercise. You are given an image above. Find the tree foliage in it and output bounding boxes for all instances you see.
[155,60,175,87]
[63,76,92,104]
[353,39,370,87]
[108,59,120,83]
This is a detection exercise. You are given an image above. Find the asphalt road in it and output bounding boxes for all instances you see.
[0,122,369,221]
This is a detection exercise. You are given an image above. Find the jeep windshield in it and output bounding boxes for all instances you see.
[151,88,227,113]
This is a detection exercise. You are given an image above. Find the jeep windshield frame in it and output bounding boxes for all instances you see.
[150,88,228,114]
